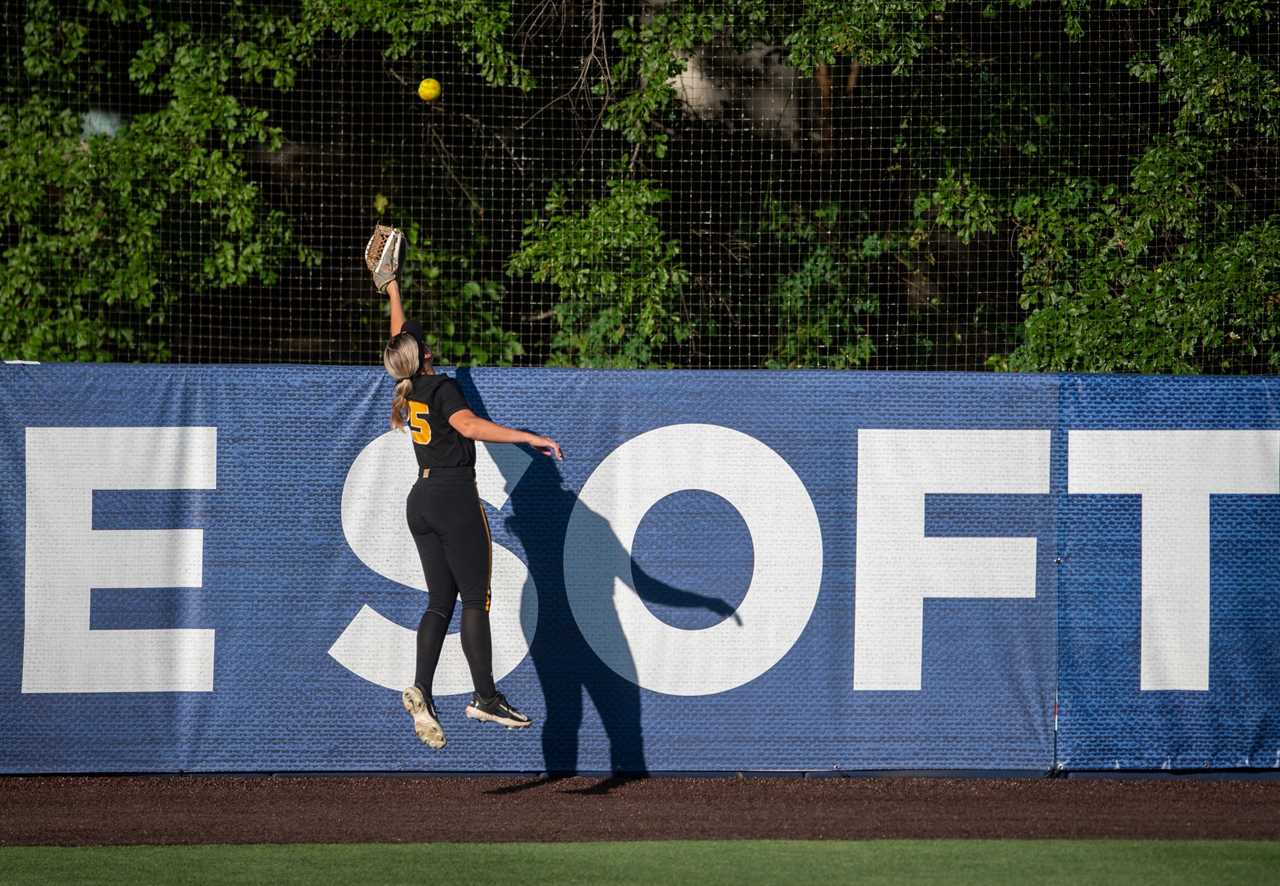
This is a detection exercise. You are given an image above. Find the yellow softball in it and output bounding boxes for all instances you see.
[417,78,442,102]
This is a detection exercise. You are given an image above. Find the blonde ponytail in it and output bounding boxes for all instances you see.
[390,377,414,429]
[383,332,420,429]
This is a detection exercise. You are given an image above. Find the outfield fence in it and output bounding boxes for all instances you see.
[2,364,1278,773]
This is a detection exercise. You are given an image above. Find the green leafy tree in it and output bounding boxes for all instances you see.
[395,223,524,367]
[508,179,691,367]
[4,0,1277,372]
[1001,13,1280,372]
[3,0,529,362]
[755,197,877,369]
[3,2,307,360]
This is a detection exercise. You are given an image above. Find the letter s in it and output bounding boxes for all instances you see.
[328,432,538,693]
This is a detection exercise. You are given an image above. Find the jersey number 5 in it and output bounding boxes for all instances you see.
[407,400,432,445]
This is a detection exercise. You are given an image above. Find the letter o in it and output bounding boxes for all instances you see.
[564,423,822,696]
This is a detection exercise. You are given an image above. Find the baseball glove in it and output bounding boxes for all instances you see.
[365,224,405,293]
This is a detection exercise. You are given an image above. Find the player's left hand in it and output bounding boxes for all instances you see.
[365,225,404,293]
[529,435,563,460]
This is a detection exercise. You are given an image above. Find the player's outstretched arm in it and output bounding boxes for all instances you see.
[447,410,563,460]
[386,279,405,340]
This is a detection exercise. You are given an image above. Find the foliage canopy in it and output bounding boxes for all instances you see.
[2,0,1277,371]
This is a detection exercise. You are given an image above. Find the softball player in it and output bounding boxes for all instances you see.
[372,244,561,750]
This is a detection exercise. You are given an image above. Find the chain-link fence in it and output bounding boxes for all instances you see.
[5,2,1278,371]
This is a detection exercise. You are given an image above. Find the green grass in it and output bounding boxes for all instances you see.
[3,840,1278,885]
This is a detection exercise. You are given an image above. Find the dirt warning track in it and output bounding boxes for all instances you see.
[2,774,1278,845]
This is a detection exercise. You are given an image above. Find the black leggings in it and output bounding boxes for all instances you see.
[406,474,496,700]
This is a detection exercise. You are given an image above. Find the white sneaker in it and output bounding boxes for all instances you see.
[402,686,446,749]
[465,691,532,730]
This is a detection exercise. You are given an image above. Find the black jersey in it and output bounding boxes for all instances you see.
[404,372,476,470]
[398,319,475,470]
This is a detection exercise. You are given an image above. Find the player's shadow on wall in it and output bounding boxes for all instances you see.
[456,370,741,794]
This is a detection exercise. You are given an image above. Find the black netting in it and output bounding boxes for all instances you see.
[5,1,1278,371]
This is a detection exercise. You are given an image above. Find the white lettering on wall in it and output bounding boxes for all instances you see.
[563,423,822,696]
[23,427,217,693]
[1068,430,1280,691]
[854,429,1050,691]
[330,432,537,693]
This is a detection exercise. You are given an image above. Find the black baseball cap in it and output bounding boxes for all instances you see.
[399,318,429,363]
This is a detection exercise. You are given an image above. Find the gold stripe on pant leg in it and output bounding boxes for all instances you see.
[478,500,493,612]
